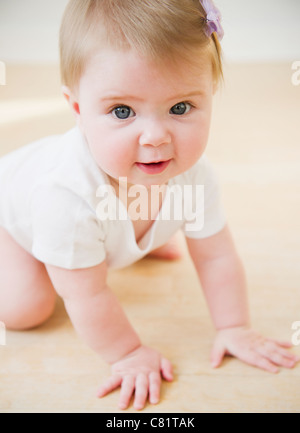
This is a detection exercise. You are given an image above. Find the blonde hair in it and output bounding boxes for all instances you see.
[60,0,223,90]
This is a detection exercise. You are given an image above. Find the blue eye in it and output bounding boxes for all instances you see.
[112,106,135,120]
[170,102,191,115]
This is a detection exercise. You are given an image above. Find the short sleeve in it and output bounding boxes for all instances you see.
[183,157,226,239]
[30,182,106,269]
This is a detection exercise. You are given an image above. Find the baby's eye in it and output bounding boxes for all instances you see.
[112,105,135,120]
[170,102,192,116]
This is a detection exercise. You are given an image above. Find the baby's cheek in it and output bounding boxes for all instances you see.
[101,144,134,176]
[180,136,206,165]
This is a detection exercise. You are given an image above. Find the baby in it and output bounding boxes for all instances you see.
[0,0,298,411]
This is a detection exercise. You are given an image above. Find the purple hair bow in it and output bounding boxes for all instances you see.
[199,0,224,40]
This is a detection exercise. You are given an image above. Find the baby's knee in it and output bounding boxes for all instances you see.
[3,288,56,331]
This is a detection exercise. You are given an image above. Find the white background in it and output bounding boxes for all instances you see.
[0,0,299,63]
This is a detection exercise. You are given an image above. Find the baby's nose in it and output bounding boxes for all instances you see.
[138,118,171,147]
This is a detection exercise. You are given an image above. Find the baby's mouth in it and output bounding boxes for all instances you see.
[136,160,171,175]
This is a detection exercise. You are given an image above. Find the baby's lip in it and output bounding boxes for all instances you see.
[139,158,172,164]
[136,159,171,175]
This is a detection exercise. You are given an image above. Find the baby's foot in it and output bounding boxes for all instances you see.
[148,234,182,260]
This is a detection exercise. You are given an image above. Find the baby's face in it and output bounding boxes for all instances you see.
[71,47,215,189]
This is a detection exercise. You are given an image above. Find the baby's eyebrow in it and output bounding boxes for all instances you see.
[100,90,204,103]
[100,94,143,103]
[168,91,205,101]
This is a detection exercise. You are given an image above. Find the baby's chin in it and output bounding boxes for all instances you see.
[107,172,170,191]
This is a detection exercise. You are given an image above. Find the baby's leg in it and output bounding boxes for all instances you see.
[0,227,56,330]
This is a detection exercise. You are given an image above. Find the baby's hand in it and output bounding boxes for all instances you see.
[97,345,174,410]
[211,326,300,373]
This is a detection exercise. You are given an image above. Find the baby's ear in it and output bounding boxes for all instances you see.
[62,85,81,117]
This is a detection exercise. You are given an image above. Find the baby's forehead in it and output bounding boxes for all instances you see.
[77,47,214,104]
[83,46,213,81]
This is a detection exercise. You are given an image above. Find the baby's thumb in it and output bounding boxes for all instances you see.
[160,357,174,382]
[210,339,226,369]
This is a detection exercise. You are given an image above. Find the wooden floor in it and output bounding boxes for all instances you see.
[0,63,300,413]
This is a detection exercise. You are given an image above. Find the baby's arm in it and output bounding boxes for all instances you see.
[46,262,173,410]
[186,225,299,373]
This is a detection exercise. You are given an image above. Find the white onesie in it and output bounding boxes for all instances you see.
[0,127,226,269]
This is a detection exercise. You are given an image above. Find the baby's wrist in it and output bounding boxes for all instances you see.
[106,340,142,365]
[216,322,251,333]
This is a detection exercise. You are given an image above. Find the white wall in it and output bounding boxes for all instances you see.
[0,0,299,63]
[218,0,300,62]
[0,0,69,63]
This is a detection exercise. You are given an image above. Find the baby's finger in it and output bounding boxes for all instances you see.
[133,373,149,411]
[272,345,300,363]
[240,350,279,374]
[160,357,174,381]
[97,374,122,398]
[149,372,161,405]
[118,375,135,410]
[257,343,298,369]
[268,338,293,349]
[210,338,227,368]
